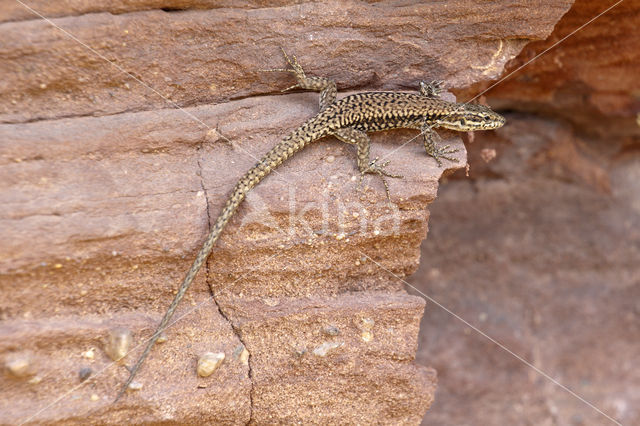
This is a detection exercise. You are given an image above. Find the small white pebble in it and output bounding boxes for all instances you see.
[82,348,95,360]
[28,375,42,385]
[197,352,225,377]
[5,355,34,378]
[239,348,249,365]
[105,328,132,362]
[206,128,221,143]
[90,394,99,401]
[128,381,143,391]
[322,326,340,336]
[361,318,375,329]
[325,155,335,163]
[312,342,343,357]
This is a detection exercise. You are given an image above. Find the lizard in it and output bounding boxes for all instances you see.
[115,49,506,401]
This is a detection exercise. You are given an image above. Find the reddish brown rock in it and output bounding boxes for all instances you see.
[412,1,639,420]
[0,1,571,123]
[0,1,573,424]
[464,0,640,139]
[0,1,297,23]
[0,93,445,424]
[412,115,640,425]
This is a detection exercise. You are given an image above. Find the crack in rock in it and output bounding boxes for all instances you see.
[195,135,254,423]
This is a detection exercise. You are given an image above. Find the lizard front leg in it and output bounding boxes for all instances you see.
[333,127,403,200]
[419,80,444,98]
[264,48,337,111]
[420,122,459,166]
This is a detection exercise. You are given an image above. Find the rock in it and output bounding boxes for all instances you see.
[0,1,572,424]
[468,0,640,139]
[4,352,36,378]
[0,1,570,123]
[233,293,436,424]
[104,328,133,362]
[196,352,225,377]
[412,114,640,424]
[414,0,639,422]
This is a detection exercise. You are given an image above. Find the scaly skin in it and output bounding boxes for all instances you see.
[115,50,505,401]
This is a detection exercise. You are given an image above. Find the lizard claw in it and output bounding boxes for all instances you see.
[429,145,460,166]
[276,47,305,75]
[420,80,445,98]
[261,47,308,91]
[368,158,403,179]
[359,157,403,201]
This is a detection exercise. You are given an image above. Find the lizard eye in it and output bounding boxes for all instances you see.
[458,118,466,126]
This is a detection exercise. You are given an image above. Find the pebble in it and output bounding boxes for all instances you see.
[105,328,132,362]
[197,352,225,377]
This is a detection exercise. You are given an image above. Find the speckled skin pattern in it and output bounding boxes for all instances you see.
[116,50,506,400]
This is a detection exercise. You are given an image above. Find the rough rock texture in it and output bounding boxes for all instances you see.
[2,94,444,425]
[460,0,639,139]
[0,0,570,124]
[412,0,640,424]
[1,1,573,424]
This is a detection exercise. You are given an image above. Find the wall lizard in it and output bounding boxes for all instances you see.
[115,49,506,400]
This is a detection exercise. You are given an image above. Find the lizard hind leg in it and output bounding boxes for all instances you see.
[333,128,403,201]
[263,47,337,111]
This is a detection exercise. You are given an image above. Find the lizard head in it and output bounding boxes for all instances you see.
[436,103,506,131]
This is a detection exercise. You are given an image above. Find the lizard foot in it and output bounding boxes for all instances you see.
[358,157,403,201]
[428,145,460,167]
[420,80,445,98]
[260,47,306,92]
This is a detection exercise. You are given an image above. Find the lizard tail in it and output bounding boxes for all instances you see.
[115,119,328,401]
[114,192,239,401]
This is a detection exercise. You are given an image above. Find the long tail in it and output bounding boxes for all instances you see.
[115,119,328,401]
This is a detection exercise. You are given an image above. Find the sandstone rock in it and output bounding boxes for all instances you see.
[414,2,639,423]
[0,90,442,425]
[0,1,573,424]
[0,1,570,123]
[412,114,640,425]
[465,0,640,140]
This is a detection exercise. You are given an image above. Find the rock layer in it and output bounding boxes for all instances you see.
[413,0,639,424]
[0,1,572,424]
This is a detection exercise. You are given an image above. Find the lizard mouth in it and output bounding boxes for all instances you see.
[488,116,506,129]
